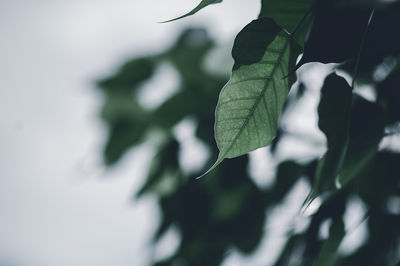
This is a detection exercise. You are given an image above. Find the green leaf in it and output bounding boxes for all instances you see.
[315,218,345,266]
[296,1,371,68]
[314,74,352,194]
[101,96,150,165]
[378,69,400,124]
[97,58,155,95]
[136,139,180,198]
[338,96,385,186]
[203,18,301,176]
[298,3,400,70]
[162,0,222,23]
[259,0,314,45]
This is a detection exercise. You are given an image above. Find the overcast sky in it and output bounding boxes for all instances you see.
[0,1,261,265]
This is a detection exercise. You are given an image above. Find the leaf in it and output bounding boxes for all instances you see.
[136,139,180,198]
[104,118,147,165]
[296,0,371,68]
[378,70,400,124]
[203,18,301,176]
[259,0,314,45]
[101,96,150,165]
[272,160,306,201]
[97,58,155,95]
[314,74,352,195]
[338,96,385,186]
[161,0,222,23]
[330,4,400,74]
[358,152,400,208]
[336,0,400,8]
[315,218,345,266]
[360,3,400,70]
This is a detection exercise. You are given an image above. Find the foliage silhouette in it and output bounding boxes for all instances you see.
[97,0,400,265]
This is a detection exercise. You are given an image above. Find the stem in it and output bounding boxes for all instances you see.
[352,8,375,90]
[290,1,316,37]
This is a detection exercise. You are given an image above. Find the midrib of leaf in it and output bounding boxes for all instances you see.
[217,33,290,160]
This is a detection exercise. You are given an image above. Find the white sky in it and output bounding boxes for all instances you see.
[0,1,260,265]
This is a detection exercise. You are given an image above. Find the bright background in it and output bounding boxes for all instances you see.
[0,1,260,265]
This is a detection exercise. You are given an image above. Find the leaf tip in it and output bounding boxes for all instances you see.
[195,155,224,179]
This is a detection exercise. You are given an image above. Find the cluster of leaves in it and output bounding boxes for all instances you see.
[97,0,400,265]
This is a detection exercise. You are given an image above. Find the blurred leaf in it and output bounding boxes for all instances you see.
[210,156,268,253]
[165,29,214,77]
[273,234,304,266]
[136,139,180,197]
[98,58,155,95]
[339,96,385,186]
[98,28,219,165]
[100,95,148,123]
[230,190,266,253]
[271,160,306,201]
[314,74,352,194]
[337,0,400,8]
[205,18,301,175]
[104,119,148,165]
[378,70,400,124]
[298,2,400,70]
[259,0,314,45]
[152,90,198,129]
[358,151,400,207]
[162,0,223,23]
[296,1,371,67]
[337,153,400,265]
[100,95,150,165]
[358,3,400,70]
[315,218,345,266]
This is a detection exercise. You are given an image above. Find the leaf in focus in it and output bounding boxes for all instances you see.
[314,74,352,195]
[162,0,222,23]
[204,18,301,175]
[259,0,314,45]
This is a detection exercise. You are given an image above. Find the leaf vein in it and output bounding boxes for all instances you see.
[219,34,291,158]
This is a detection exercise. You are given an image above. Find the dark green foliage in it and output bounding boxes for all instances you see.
[314,74,352,195]
[97,0,400,265]
[360,3,400,70]
[339,96,385,186]
[315,218,345,266]
[378,70,400,124]
[297,0,371,67]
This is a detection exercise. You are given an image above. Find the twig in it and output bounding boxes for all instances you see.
[352,8,375,90]
[290,1,316,37]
